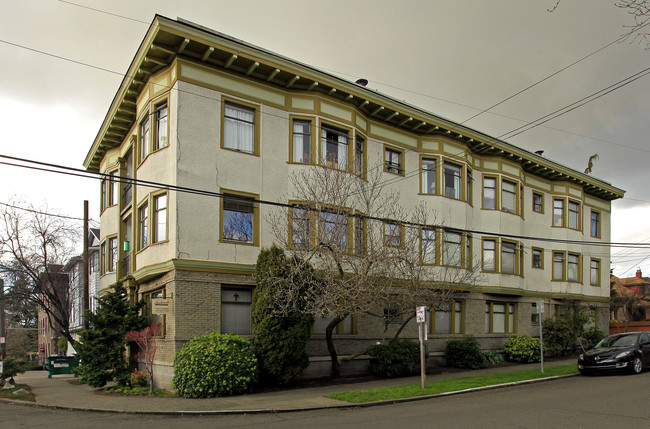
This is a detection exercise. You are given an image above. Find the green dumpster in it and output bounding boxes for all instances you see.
[46,356,78,378]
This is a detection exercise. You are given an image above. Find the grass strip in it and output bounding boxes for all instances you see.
[328,364,577,403]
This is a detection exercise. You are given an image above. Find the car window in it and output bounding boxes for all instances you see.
[597,334,638,348]
[641,333,650,344]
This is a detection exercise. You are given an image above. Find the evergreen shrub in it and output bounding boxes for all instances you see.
[172,332,257,398]
[503,335,541,363]
[367,339,420,378]
[445,335,486,369]
[581,327,606,350]
[542,318,572,357]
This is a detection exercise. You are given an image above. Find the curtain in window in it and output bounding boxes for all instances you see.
[435,303,451,334]
[501,242,516,273]
[483,240,496,271]
[224,104,254,153]
[444,231,462,267]
[221,289,252,334]
[155,194,167,242]
[321,128,348,170]
[501,180,517,212]
[421,229,436,264]
[293,120,310,163]
[422,159,436,194]
[444,163,462,199]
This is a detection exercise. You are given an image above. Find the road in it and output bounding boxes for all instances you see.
[2,372,649,428]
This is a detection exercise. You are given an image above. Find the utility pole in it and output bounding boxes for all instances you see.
[1,278,6,359]
[83,201,89,330]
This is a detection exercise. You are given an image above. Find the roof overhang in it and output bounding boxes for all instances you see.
[84,15,625,201]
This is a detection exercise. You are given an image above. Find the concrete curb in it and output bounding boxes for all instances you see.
[0,373,580,415]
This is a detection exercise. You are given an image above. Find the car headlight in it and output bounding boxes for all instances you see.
[579,354,584,360]
[615,351,632,359]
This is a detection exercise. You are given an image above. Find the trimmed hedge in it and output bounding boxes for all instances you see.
[503,335,541,363]
[172,332,257,398]
[367,339,421,378]
[445,336,486,369]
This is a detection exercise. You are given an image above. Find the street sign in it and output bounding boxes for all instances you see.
[0,337,5,344]
[536,300,544,314]
[416,306,426,323]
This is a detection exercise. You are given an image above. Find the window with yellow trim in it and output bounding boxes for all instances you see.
[485,302,516,334]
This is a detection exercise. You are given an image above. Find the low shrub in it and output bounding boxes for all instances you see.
[581,327,606,350]
[503,335,541,363]
[172,332,257,398]
[367,339,421,378]
[1,357,26,384]
[543,318,572,357]
[482,349,505,366]
[130,370,148,388]
[445,336,486,369]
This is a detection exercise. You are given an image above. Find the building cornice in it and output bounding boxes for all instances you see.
[84,15,624,201]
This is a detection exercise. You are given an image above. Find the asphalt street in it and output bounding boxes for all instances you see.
[2,371,649,428]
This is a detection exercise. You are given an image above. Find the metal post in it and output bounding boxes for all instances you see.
[83,201,89,330]
[0,278,6,359]
[537,300,544,373]
[419,322,426,389]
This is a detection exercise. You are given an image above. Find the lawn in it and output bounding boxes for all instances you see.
[0,383,36,402]
[328,364,578,403]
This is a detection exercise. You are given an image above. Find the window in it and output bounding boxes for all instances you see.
[383,301,402,324]
[140,114,151,162]
[443,230,462,267]
[384,222,402,247]
[486,302,516,334]
[501,180,517,213]
[531,303,540,325]
[108,237,117,273]
[224,102,255,153]
[101,177,107,211]
[553,199,564,227]
[100,242,106,275]
[221,288,253,335]
[590,211,600,238]
[432,301,463,334]
[319,209,348,251]
[222,195,256,244]
[146,290,165,336]
[568,201,580,230]
[292,119,311,163]
[590,259,601,286]
[467,168,473,205]
[354,214,365,256]
[501,241,517,274]
[553,252,565,280]
[313,315,355,335]
[483,177,496,209]
[355,136,365,176]
[138,203,149,249]
[321,125,348,170]
[385,147,403,174]
[483,239,496,272]
[533,193,543,213]
[153,194,167,243]
[466,234,473,269]
[532,248,543,269]
[567,253,580,282]
[421,228,436,265]
[443,162,462,199]
[291,205,311,249]
[154,102,168,150]
[421,158,436,194]
[109,170,118,206]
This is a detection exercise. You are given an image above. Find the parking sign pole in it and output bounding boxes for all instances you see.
[537,300,544,373]
[416,306,426,389]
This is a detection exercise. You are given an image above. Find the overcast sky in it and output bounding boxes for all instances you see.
[0,0,648,277]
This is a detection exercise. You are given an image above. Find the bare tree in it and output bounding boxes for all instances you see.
[550,0,650,49]
[0,200,80,348]
[266,161,482,376]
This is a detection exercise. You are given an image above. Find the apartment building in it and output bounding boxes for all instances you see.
[84,16,624,387]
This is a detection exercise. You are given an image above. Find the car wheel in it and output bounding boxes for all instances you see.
[632,356,643,374]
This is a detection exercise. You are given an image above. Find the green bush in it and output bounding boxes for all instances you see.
[1,357,26,384]
[482,349,505,366]
[542,318,572,357]
[367,339,421,378]
[172,332,257,398]
[253,246,314,385]
[445,336,486,369]
[503,335,541,363]
[581,327,606,350]
[130,370,148,388]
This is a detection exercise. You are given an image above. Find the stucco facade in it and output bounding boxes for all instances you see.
[85,16,624,388]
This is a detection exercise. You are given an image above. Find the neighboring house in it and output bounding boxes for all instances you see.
[83,16,625,388]
[37,265,68,364]
[62,228,101,355]
[611,270,650,321]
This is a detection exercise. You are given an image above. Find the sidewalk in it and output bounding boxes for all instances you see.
[5,358,577,414]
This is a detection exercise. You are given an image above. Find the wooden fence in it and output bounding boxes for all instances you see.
[609,321,650,334]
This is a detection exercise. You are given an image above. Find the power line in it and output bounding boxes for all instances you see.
[58,0,150,24]
[0,201,97,223]
[1,153,648,250]
[498,66,650,140]
[460,35,627,125]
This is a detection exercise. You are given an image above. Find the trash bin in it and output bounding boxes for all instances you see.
[46,356,78,378]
